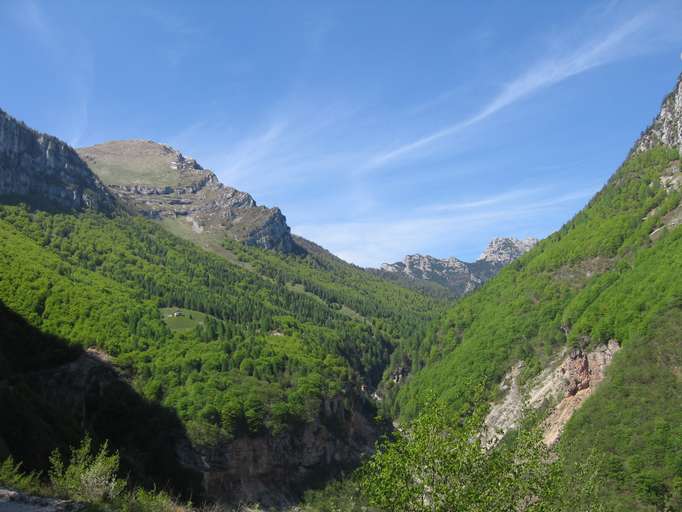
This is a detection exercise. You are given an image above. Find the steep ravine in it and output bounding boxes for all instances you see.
[0,108,385,507]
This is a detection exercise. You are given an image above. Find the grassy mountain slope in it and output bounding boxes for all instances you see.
[392,146,682,509]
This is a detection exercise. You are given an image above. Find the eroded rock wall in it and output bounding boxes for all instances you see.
[482,340,621,447]
[178,395,377,507]
[0,109,114,212]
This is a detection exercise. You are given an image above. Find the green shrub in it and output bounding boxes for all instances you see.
[359,401,603,512]
[0,456,41,494]
[48,435,125,503]
[121,488,180,512]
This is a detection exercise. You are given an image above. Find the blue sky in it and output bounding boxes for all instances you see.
[1,1,682,266]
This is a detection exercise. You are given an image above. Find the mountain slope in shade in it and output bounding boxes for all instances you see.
[374,237,537,298]
[77,140,296,253]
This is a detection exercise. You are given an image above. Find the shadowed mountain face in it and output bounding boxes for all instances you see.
[0,301,202,497]
[375,237,537,298]
[77,140,297,253]
[0,109,115,213]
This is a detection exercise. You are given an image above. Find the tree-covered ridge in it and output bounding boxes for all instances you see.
[220,236,446,386]
[391,147,682,509]
[0,204,442,444]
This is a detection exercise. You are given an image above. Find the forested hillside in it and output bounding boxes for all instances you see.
[0,201,441,432]
[391,144,682,509]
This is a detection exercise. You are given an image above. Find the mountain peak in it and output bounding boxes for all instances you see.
[78,139,215,188]
[376,236,537,297]
[478,237,538,265]
[77,140,295,253]
[634,72,682,154]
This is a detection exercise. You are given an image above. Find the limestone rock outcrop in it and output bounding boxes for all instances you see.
[0,109,114,212]
[77,140,296,252]
[377,237,537,297]
[634,73,682,154]
[177,395,377,507]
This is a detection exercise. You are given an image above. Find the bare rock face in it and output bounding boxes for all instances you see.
[0,488,85,512]
[477,237,538,266]
[634,73,682,154]
[377,237,537,297]
[177,395,377,507]
[0,109,114,212]
[481,340,621,448]
[77,140,296,252]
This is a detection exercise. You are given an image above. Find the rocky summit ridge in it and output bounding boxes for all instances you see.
[378,237,537,297]
[477,236,538,265]
[77,140,296,253]
[634,72,682,155]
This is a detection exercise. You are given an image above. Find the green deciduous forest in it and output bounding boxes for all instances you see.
[0,203,442,444]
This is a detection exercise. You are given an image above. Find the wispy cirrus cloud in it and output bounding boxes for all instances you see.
[365,8,663,170]
[419,186,548,213]
[210,102,369,198]
[294,185,598,266]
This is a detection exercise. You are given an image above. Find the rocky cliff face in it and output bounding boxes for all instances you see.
[77,140,296,252]
[178,395,377,507]
[41,351,376,506]
[634,73,682,154]
[20,348,201,494]
[477,236,538,265]
[481,340,621,448]
[0,109,114,212]
[377,237,537,297]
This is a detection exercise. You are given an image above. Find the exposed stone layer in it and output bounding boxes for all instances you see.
[78,140,296,252]
[634,73,682,154]
[0,109,114,212]
[0,488,85,512]
[177,395,377,506]
[482,340,621,447]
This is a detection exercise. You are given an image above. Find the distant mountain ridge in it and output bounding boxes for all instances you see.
[77,140,296,252]
[375,237,537,297]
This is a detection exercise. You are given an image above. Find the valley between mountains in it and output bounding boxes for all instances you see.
[1,73,682,511]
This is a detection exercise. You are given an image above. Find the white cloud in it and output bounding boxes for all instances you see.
[419,186,548,213]
[365,9,660,169]
[293,186,597,266]
[211,102,370,199]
